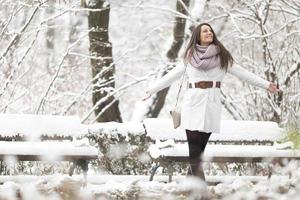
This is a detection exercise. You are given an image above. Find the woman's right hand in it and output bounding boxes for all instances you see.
[142,91,151,101]
[267,82,280,93]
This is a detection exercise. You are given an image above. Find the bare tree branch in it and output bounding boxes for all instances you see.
[35,31,90,114]
[284,63,300,86]
[0,2,44,62]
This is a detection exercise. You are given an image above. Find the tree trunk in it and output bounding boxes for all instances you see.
[87,0,122,122]
[145,0,190,118]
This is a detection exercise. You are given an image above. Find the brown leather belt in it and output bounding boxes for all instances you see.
[189,81,221,89]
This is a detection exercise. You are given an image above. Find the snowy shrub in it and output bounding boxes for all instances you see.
[86,122,153,174]
[85,122,193,176]
[280,118,300,149]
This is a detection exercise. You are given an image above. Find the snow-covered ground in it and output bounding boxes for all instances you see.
[1,162,300,200]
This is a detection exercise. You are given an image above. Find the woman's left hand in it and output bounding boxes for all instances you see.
[267,82,280,93]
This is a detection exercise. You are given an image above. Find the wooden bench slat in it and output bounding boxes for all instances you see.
[0,155,98,161]
[163,156,300,163]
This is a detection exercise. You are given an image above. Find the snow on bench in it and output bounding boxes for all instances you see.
[0,114,86,139]
[0,141,98,161]
[143,118,298,182]
[0,114,99,176]
[149,143,300,162]
[143,118,283,142]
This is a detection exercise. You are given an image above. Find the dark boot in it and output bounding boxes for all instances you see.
[185,130,211,181]
[190,162,205,181]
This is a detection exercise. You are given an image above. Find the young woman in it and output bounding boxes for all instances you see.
[143,23,279,180]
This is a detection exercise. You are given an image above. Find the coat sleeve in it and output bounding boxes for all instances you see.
[227,63,270,90]
[146,64,185,95]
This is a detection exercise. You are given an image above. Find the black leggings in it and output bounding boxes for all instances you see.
[186,129,211,179]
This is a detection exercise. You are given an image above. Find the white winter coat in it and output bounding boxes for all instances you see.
[147,62,270,133]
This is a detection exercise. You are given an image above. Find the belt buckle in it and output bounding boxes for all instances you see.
[201,82,207,89]
[212,81,216,88]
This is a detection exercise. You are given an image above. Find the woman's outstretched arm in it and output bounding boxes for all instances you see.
[143,63,185,100]
[227,63,280,93]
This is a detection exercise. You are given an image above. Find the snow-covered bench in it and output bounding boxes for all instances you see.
[143,118,299,182]
[0,114,99,176]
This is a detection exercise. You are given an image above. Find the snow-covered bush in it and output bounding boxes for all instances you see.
[280,116,300,150]
[86,122,153,174]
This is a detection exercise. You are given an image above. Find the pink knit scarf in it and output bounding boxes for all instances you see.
[189,44,221,70]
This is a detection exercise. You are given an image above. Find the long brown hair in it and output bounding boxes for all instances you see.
[184,23,233,70]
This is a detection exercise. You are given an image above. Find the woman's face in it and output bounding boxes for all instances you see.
[199,25,213,46]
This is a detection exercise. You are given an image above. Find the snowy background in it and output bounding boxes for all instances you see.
[1,0,299,122]
[0,0,300,199]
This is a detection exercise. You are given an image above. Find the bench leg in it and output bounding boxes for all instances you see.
[167,162,173,182]
[69,162,76,176]
[149,163,160,181]
[69,160,89,176]
[267,164,273,179]
[79,160,89,172]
